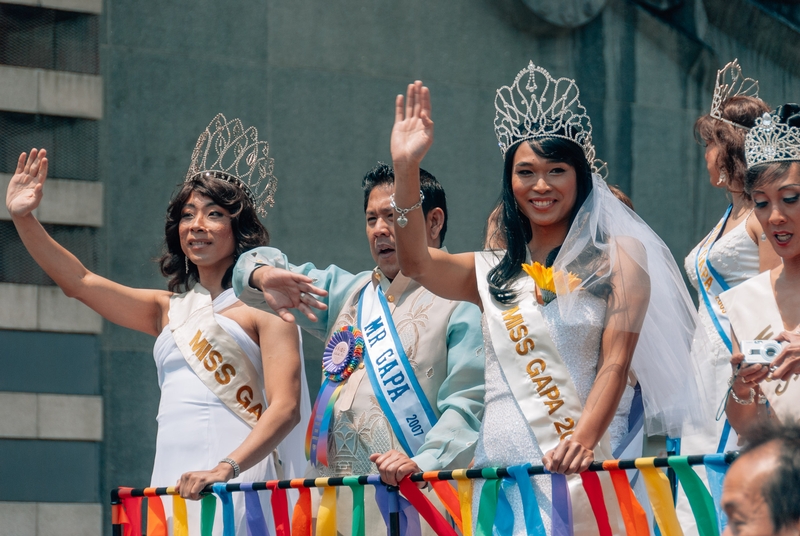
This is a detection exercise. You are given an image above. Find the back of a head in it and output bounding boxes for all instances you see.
[695,95,771,190]
[361,162,449,245]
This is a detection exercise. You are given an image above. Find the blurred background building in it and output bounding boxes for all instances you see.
[0,0,798,534]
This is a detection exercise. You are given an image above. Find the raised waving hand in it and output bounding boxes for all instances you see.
[7,149,48,218]
[391,81,434,166]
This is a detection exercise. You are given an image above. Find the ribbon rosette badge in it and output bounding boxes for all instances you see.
[306,326,364,466]
[521,261,581,305]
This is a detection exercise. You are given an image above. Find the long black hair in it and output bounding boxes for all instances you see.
[159,174,270,292]
[487,137,593,304]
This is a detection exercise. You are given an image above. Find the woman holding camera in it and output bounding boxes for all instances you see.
[719,104,800,438]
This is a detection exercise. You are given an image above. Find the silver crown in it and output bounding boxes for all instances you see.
[186,113,277,216]
[745,112,800,168]
[494,61,605,176]
[710,59,759,129]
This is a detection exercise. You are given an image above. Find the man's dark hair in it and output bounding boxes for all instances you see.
[741,420,800,531]
[361,163,448,246]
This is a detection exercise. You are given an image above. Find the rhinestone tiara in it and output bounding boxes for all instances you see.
[710,59,759,129]
[745,112,800,169]
[494,61,606,176]
[185,113,277,216]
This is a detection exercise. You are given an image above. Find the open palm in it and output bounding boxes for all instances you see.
[252,266,328,323]
[391,81,434,165]
[6,149,48,218]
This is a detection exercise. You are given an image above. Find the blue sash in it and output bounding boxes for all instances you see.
[357,282,438,455]
[694,205,738,453]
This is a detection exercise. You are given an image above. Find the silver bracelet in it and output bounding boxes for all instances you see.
[727,376,755,405]
[390,191,425,228]
[220,457,240,478]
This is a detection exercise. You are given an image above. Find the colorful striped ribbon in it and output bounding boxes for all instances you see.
[317,484,337,536]
[270,485,291,536]
[506,464,545,536]
[292,487,312,536]
[146,496,168,536]
[550,473,574,536]
[580,472,612,536]
[201,494,217,536]
[172,496,189,536]
[602,461,649,536]
[399,479,459,536]
[476,468,500,536]
[212,483,236,536]
[667,457,718,536]
[239,483,270,536]
[427,476,462,532]
[452,470,473,536]
[635,457,684,536]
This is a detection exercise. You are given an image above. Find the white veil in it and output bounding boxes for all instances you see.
[552,174,707,437]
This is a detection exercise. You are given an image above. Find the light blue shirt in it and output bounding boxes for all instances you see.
[233,246,485,472]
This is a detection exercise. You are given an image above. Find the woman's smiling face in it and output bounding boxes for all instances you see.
[752,162,800,260]
[510,141,578,232]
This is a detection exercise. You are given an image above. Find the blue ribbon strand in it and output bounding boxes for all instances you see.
[704,454,730,533]
[212,483,236,536]
[551,473,574,536]
[239,483,270,536]
[508,464,546,536]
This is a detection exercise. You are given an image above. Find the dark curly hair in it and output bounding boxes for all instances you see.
[159,174,270,292]
[695,95,770,194]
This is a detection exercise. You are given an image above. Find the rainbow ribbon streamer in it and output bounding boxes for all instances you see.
[112,452,737,536]
[305,326,364,466]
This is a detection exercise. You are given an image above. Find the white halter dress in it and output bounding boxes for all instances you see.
[151,288,310,535]
[472,291,637,535]
[679,215,759,534]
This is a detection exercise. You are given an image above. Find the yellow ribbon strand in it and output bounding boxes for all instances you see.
[455,475,473,536]
[316,486,337,536]
[635,457,684,536]
[172,496,189,536]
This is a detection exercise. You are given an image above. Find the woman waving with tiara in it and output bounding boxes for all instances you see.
[5,114,311,535]
[387,65,704,534]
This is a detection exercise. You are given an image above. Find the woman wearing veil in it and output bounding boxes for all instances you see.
[385,65,704,535]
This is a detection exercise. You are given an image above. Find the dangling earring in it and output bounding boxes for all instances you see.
[717,170,728,186]
[185,256,190,274]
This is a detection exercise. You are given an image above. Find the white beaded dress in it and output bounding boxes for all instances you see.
[150,288,311,535]
[678,215,759,534]
[472,291,635,536]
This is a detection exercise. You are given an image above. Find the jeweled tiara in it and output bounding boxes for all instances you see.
[745,111,800,168]
[494,61,606,176]
[710,59,759,130]
[185,113,277,216]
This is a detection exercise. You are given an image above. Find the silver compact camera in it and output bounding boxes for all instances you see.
[740,340,785,364]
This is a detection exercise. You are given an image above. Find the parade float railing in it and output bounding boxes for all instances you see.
[111,452,737,536]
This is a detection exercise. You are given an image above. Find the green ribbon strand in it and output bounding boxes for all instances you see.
[200,494,217,536]
[476,468,501,536]
[667,457,718,536]
[344,476,365,536]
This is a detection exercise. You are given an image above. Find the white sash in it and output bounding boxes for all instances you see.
[474,252,621,535]
[720,271,800,421]
[357,280,437,456]
[170,285,267,428]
